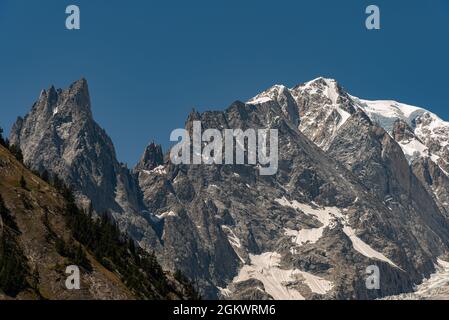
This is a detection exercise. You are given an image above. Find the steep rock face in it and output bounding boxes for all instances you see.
[414,112,449,174]
[412,157,449,215]
[353,98,449,220]
[248,85,300,127]
[390,119,430,163]
[10,79,120,212]
[326,111,449,276]
[9,79,158,250]
[392,119,418,143]
[136,97,449,299]
[290,78,357,149]
[249,78,449,238]
[249,79,448,226]
[354,97,449,174]
[248,78,357,150]
[134,142,164,173]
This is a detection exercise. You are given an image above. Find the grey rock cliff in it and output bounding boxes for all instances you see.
[136,96,449,299]
[134,142,164,173]
[11,77,449,300]
[9,79,159,250]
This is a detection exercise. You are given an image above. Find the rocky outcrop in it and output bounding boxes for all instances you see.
[392,119,418,142]
[9,79,159,251]
[290,78,358,149]
[134,142,164,173]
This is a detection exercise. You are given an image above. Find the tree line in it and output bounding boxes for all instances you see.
[49,172,201,300]
[0,195,30,297]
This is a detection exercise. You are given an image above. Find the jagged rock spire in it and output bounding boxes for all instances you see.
[135,142,164,172]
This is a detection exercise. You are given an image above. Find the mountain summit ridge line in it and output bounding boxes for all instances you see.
[8,77,449,300]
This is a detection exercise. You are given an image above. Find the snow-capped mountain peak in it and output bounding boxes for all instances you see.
[294,77,341,104]
[351,97,426,131]
[247,77,449,176]
[247,84,300,126]
[352,97,449,174]
[247,84,288,105]
[247,77,357,149]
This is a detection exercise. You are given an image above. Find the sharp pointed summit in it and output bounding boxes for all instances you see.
[135,142,164,172]
[9,78,159,253]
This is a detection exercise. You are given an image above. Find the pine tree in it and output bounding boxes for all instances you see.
[0,127,4,147]
[19,176,27,190]
[52,174,65,191]
[0,195,29,296]
[74,244,91,271]
[8,144,23,163]
[56,182,200,299]
[17,148,23,163]
[0,195,19,232]
[41,170,50,183]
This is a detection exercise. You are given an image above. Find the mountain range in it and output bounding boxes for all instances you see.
[4,77,449,300]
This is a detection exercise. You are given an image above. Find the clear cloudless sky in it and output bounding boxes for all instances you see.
[0,0,448,165]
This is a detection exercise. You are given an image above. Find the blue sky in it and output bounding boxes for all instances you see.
[0,0,448,165]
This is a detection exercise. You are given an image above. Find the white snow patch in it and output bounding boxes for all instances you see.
[398,138,430,163]
[156,210,177,219]
[297,270,334,295]
[230,252,333,299]
[356,98,424,119]
[144,165,167,175]
[322,78,339,105]
[342,226,399,268]
[222,226,242,249]
[221,225,245,263]
[277,197,399,268]
[277,197,342,246]
[218,286,232,298]
[336,108,351,129]
[247,96,273,104]
[285,227,325,247]
[275,197,307,211]
[414,259,449,296]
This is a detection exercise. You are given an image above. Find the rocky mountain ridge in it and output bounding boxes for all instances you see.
[9,77,449,300]
[9,79,159,252]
